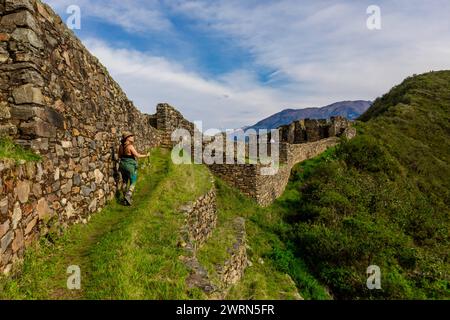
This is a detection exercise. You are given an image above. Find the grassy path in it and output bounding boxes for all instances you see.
[0,148,210,300]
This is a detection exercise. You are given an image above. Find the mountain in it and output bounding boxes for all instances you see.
[273,71,450,299]
[246,100,372,131]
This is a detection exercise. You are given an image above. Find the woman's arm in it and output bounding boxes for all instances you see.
[129,145,150,159]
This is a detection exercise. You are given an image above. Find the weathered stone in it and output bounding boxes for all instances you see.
[65,202,75,218]
[5,0,35,13]
[0,33,10,42]
[61,141,72,149]
[54,167,60,180]
[80,157,89,172]
[88,199,97,212]
[94,169,104,184]
[55,144,64,157]
[0,197,8,215]
[81,186,92,196]
[12,84,44,105]
[0,124,18,136]
[36,198,52,220]
[24,216,37,235]
[12,202,22,229]
[1,11,39,32]
[0,52,9,63]
[0,220,10,239]
[61,179,72,195]
[0,101,11,119]
[73,174,81,186]
[15,180,30,204]
[36,1,54,23]
[11,68,45,87]
[1,230,14,254]
[20,118,56,138]
[12,229,24,253]
[65,171,74,179]
[11,28,43,49]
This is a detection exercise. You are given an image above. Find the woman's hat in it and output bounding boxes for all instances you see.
[122,131,134,141]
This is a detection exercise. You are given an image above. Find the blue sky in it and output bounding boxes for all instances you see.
[44,0,450,129]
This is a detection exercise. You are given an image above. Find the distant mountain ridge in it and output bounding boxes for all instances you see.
[246,100,372,130]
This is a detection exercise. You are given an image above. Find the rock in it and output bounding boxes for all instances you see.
[80,157,89,172]
[94,169,104,184]
[1,11,39,31]
[73,174,81,186]
[54,167,60,180]
[61,179,72,195]
[0,124,18,136]
[36,1,53,22]
[15,180,30,204]
[81,186,92,196]
[12,229,24,252]
[5,0,35,13]
[61,141,72,148]
[0,220,10,239]
[36,198,52,220]
[55,144,64,157]
[11,69,45,87]
[65,202,75,218]
[12,84,44,105]
[20,118,56,138]
[32,183,42,197]
[0,33,10,42]
[25,216,37,235]
[0,230,14,254]
[11,28,43,49]
[12,202,22,229]
[65,171,74,179]
[88,199,97,212]
[0,52,9,63]
[0,101,11,119]
[0,197,8,215]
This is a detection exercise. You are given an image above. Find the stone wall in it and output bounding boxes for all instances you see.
[278,116,351,144]
[208,128,355,207]
[208,163,258,199]
[180,184,217,250]
[155,103,195,149]
[216,217,247,287]
[0,0,171,274]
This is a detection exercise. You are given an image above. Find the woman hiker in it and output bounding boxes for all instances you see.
[118,132,150,205]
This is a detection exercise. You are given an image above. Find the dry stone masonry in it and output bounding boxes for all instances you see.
[209,117,356,206]
[0,0,356,276]
[0,0,194,274]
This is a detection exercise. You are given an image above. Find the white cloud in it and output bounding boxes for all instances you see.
[44,0,173,33]
[43,0,450,128]
[169,0,450,103]
[84,39,297,130]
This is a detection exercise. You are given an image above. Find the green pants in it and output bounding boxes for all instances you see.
[119,158,138,191]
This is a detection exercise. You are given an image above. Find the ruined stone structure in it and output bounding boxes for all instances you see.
[179,179,248,297]
[0,0,193,273]
[209,118,355,206]
[0,0,354,284]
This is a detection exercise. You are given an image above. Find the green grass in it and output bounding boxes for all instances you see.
[272,71,450,299]
[0,148,211,300]
[0,137,41,162]
[197,179,330,300]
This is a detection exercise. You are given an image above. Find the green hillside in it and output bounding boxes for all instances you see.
[269,71,450,299]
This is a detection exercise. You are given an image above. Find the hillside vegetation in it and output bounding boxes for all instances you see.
[266,71,450,299]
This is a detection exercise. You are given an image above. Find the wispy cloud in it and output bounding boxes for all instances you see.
[45,0,173,33]
[43,0,450,128]
[85,39,297,130]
